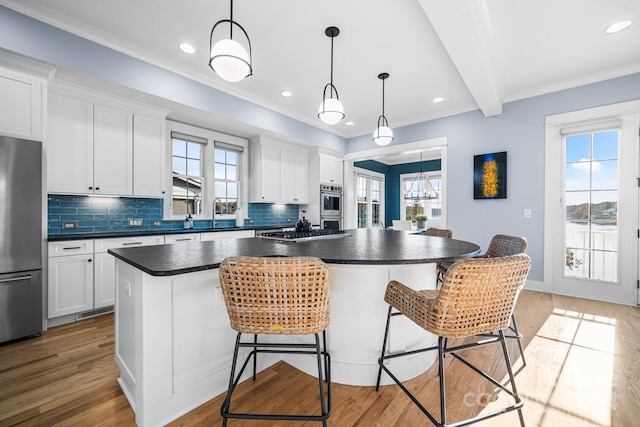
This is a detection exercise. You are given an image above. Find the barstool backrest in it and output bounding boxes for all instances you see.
[424,228,453,238]
[219,256,330,335]
[385,254,531,339]
[483,234,527,257]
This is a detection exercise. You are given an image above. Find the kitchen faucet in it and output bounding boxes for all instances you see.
[212,198,222,228]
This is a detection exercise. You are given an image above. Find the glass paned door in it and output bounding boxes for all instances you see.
[564,130,619,283]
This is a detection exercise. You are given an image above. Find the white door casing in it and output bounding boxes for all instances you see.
[545,101,640,305]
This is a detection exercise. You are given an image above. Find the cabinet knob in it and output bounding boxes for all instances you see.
[96,187,100,190]
[89,186,93,190]
[88,259,92,263]
[162,191,165,194]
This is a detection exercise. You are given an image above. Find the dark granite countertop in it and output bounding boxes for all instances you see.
[47,224,293,242]
[108,229,481,276]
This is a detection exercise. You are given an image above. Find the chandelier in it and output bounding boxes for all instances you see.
[404,153,438,201]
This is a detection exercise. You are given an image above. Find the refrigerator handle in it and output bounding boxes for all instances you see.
[0,275,32,284]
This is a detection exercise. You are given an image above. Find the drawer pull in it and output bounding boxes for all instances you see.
[62,246,82,250]
[122,242,143,246]
[176,238,192,241]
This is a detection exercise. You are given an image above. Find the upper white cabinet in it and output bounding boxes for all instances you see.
[0,65,45,140]
[133,114,167,197]
[47,94,94,194]
[47,83,168,197]
[280,150,309,204]
[250,136,309,204]
[93,104,133,195]
[251,141,280,202]
[319,154,343,185]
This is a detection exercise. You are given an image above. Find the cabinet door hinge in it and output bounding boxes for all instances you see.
[637,279,639,289]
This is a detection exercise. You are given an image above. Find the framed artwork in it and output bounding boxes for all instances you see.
[473,151,507,199]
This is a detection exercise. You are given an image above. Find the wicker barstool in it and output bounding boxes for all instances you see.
[423,228,453,287]
[219,256,331,426]
[376,254,531,427]
[438,234,528,367]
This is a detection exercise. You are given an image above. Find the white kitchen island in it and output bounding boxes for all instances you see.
[110,230,480,427]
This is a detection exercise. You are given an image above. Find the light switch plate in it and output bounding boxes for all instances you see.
[524,209,532,218]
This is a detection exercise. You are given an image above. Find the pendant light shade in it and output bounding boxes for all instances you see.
[318,27,345,125]
[373,73,393,146]
[209,0,252,82]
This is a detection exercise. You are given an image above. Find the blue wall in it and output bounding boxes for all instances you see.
[355,159,441,227]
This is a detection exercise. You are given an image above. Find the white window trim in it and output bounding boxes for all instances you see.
[354,167,385,228]
[165,120,249,220]
[400,170,444,223]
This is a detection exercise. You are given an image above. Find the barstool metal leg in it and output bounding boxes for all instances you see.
[510,314,526,367]
[376,305,393,391]
[438,336,447,426]
[499,329,525,427]
[252,334,258,380]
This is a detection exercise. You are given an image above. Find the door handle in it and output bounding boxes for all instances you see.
[0,275,32,284]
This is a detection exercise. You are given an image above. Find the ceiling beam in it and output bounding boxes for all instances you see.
[418,0,504,117]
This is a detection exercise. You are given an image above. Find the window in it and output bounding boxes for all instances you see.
[402,173,442,222]
[167,122,248,220]
[214,146,239,215]
[355,171,385,228]
[564,129,619,282]
[172,137,203,216]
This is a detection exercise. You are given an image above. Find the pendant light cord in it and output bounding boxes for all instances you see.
[229,0,234,39]
[330,35,335,98]
[382,77,385,117]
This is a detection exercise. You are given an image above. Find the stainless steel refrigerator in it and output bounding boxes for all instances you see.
[0,136,43,343]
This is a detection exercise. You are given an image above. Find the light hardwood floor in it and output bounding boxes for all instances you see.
[1,290,639,426]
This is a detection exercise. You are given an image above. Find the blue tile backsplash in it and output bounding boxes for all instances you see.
[48,195,303,235]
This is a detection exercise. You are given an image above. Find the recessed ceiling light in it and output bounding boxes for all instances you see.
[179,43,195,53]
[280,90,292,97]
[605,20,633,34]
[432,97,444,103]
[345,121,354,126]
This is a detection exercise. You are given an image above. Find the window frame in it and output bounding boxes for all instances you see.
[354,168,385,229]
[400,171,443,223]
[165,121,248,221]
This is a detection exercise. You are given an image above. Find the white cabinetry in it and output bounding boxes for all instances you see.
[250,136,309,204]
[93,104,133,195]
[48,240,94,318]
[47,94,94,194]
[133,114,167,197]
[164,234,201,244]
[47,84,168,196]
[280,150,309,203]
[200,229,255,241]
[319,154,343,185]
[0,66,44,140]
[94,236,164,309]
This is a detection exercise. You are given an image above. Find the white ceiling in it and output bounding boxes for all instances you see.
[2,0,640,144]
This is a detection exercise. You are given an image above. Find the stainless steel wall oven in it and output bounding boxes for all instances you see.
[320,184,342,229]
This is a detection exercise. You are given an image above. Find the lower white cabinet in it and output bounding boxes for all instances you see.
[200,230,254,241]
[94,236,163,309]
[48,231,254,321]
[48,240,94,318]
[164,234,201,244]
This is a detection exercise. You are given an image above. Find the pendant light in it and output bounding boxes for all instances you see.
[318,26,345,125]
[373,73,393,146]
[404,153,438,200]
[209,0,252,82]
